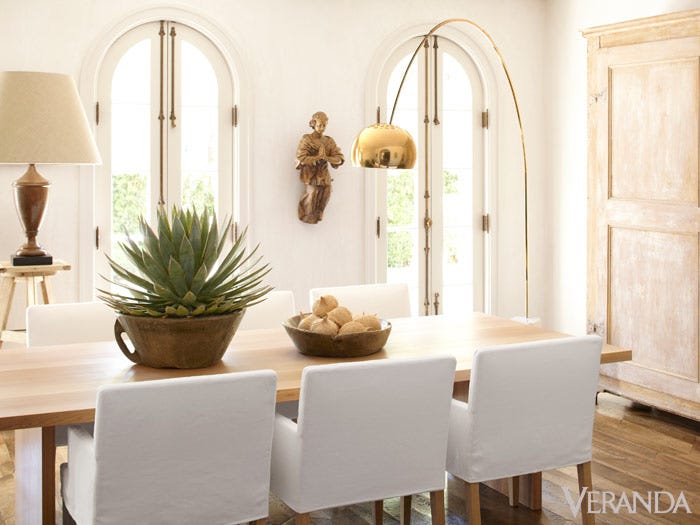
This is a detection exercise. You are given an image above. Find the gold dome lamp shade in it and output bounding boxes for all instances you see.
[351,123,416,169]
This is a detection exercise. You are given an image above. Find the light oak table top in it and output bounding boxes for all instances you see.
[0,313,631,431]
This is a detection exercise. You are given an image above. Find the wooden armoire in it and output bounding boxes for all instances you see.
[583,10,700,421]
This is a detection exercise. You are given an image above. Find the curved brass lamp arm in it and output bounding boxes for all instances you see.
[388,17,529,318]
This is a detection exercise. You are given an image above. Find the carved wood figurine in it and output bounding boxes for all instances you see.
[296,111,344,223]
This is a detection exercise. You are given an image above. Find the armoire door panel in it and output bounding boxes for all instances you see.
[609,58,699,203]
[585,10,700,419]
[606,200,700,233]
[608,227,699,382]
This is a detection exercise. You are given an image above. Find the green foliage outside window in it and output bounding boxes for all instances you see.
[182,173,216,213]
[387,170,414,268]
[443,169,459,194]
[388,231,413,268]
[111,172,215,273]
[387,170,414,227]
[386,169,460,268]
[112,173,147,236]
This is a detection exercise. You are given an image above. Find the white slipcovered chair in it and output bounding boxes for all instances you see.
[238,290,296,330]
[26,301,116,346]
[235,290,298,418]
[309,282,411,319]
[61,370,277,525]
[446,336,602,525]
[26,301,117,446]
[270,356,456,525]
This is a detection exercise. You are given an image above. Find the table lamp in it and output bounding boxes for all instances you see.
[351,18,531,318]
[0,71,101,266]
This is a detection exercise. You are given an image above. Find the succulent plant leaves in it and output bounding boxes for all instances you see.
[167,257,189,297]
[103,254,152,292]
[178,236,196,286]
[99,206,270,318]
[190,263,208,296]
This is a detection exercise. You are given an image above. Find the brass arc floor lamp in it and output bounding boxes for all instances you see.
[351,18,530,318]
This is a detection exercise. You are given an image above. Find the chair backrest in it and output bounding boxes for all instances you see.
[93,371,277,523]
[455,336,602,481]
[26,301,116,346]
[296,356,456,507]
[309,283,411,318]
[238,290,296,330]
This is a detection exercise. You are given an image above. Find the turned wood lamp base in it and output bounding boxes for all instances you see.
[11,164,52,266]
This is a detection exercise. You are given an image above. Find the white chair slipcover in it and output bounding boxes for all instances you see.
[238,290,296,331]
[270,356,456,523]
[235,289,298,418]
[26,301,117,446]
[447,335,602,525]
[61,370,277,525]
[26,301,116,346]
[309,282,411,319]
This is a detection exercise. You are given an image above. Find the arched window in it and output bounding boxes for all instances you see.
[95,20,234,276]
[374,36,488,316]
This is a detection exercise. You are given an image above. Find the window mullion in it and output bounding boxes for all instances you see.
[430,42,445,316]
[165,21,182,210]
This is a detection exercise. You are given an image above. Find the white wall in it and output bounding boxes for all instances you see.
[0,0,548,328]
[545,0,700,335]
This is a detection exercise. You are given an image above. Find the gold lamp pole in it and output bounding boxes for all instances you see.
[351,18,529,319]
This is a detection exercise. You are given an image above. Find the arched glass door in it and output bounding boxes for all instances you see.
[96,21,234,275]
[379,37,486,315]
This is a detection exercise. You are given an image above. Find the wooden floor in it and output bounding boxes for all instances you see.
[1,393,699,524]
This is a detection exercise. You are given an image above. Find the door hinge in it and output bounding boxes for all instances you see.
[587,319,607,337]
[232,105,238,127]
[95,102,100,125]
[481,214,490,233]
[481,109,489,129]
[95,226,100,250]
[376,217,381,238]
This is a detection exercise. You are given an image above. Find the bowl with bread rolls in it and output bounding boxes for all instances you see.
[283,295,391,357]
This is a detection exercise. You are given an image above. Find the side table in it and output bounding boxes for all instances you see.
[0,260,71,348]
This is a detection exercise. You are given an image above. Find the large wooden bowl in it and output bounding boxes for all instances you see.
[283,315,391,357]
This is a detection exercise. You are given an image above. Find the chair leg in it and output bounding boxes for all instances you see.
[400,494,412,525]
[295,513,311,525]
[508,475,519,507]
[577,461,595,525]
[465,482,481,525]
[373,500,384,525]
[62,502,77,525]
[430,490,445,525]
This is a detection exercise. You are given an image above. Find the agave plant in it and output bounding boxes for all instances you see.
[98,206,272,318]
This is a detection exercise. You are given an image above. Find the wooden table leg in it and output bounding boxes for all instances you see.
[400,495,412,525]
[0,276,17,349]
[39,276,53,304]
[15,427,55,525]
[25,276,36,308]
[528,472,542,510]
[483,472,542,510]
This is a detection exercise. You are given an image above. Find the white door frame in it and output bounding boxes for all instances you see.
[78,5,250,301]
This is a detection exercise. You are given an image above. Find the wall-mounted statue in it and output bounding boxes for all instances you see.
[296,111,344,224]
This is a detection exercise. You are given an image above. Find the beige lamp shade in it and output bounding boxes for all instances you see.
[0,71,101,164]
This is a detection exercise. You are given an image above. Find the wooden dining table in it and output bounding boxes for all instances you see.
[0,313,632,525]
